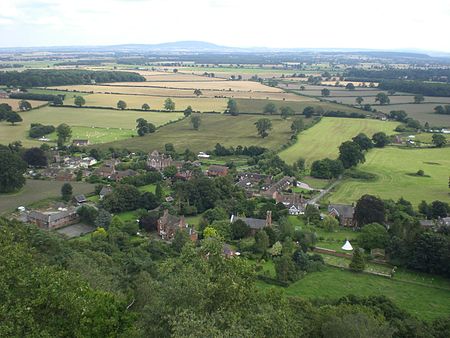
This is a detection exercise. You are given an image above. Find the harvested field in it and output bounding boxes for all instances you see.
[0,98,47,111]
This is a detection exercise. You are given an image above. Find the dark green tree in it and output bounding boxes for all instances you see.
[190,115,201,130]
[352,133,373,151]
[164,98,175,111]
[117,100,127,110]
[6,111,23,125]
[372,132,390,148]
[263,103,278,115]
[184,105,193,117]
[255,118,272,138]
[226,98,239,116]
[74,95,85,107]
[61,183,73,202]
[349,247,365,272]
[432,134,447,148]
[0,150,27,192]
[354,195,385,226]
[338,141,365,168]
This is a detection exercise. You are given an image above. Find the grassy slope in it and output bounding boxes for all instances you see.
[279,117,399,164]
[99,114,298,153]
[0,106,183,146]
[258,266,450,321]
[329,147,450,206]
[0,180,94,214]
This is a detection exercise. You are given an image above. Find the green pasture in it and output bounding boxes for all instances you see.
[279,117,399,164]
[329,147,450,206]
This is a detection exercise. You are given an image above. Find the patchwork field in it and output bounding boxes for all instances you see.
[0,106,183,146]
[0,179,94,214]
[329,147,450,206]
[84,93,227,112]
[375,103,450,126]
[0,98,47,111]
[279,117,399,164]
[100,114,303,153]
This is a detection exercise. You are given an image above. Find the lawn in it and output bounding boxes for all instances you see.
[99,114,296,153]
[329,147,450,206]
[0,179,94,214]
[259,265,450,321]
[0,105,184,146]
[279,117,399,165]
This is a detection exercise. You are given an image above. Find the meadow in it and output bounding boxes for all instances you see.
[279,117,399,164]
[258,266,450,321]
[0,106,183,146]
[0,98,47,111]
[375,103,450,126]
[100,114,300,153]
[0,179,94,214]
[329,147,450,206]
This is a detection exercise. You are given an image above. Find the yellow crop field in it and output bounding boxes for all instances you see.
[84,93,228,111]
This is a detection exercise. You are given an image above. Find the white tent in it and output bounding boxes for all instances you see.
[341,240,353,251]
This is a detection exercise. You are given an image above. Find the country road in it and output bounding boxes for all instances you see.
[308,178,341,205]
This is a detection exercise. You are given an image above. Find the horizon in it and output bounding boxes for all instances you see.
[1,0,450,52]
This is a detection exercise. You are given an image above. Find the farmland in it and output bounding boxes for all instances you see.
[329,147,450,206]
[100,113,301,153]
[279,117,399,164]
[0,105,183,146]
[0,179,94,214]
[0,98,47,111]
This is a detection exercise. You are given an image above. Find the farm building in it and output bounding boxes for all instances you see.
[157,209,197,241]
[27,208,79,229]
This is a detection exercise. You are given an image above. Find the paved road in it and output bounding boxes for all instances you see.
[308,178,341,205]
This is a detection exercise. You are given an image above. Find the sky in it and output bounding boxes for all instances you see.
[1,0,450,52]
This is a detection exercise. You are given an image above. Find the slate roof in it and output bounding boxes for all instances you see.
[28,209,77,223]
[328,204,354,219]
[231,215,267,229]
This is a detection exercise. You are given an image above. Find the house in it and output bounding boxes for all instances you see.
[94,165,116,179]
[230,211,272,235]
[328,204,355,227]
[419,219,435,229]
[147,150,173,170]
[273,192,307,215]
[72,139,89,147]
[27,208,79,229]
[99,186,113,200]
[73,194,87,204]
[207,165,229,177]
[80,157,97,168]
[0,90,8,99]
[175,170,193,181]
[157,209,197,241]
[111,169,137,181]
[261,176,294,197]
[55,170,74,181]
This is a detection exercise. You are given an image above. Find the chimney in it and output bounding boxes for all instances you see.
[266,210,272,227]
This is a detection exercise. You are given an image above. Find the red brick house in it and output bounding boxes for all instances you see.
[207,165,229,177]
[27,208,79,229]
[157,209,197,241]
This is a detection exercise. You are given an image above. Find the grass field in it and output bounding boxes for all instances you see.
[99,114,298,153]
[375,103,450,126]
[0,106,183,146]
[258,265,450,321]
[0,179,94,214]
[279,117,399,164]
[329,147,450,206]
[84,93,227,112]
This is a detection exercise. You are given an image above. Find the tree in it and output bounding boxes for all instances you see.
[345,83,355,90]
[56,123,72,144]
[263,103,278,115]
[305,204,321,225]
[53,96,63,105]
[0,150,27,192]
[142,103,150,110]
[413,94,424,104]
[61,183,73,202]
[0,103,13,121]
[338,141,365,168]
[321,313,393,338]
[375,93,390,105]
[117,100,127,110]
[358,223,389,250]
[322,215,339,232]
[23,147,47,167]
[172,229,190,252]
[372,132,390,148]
[354,195,385,226]
[349,247,365,271]
[164,98,175,111]
[280,106,294,119]
[74,95,85,107]
[321,88,330,96]
[95,209,112,229]
[190,115,201,130]
[226,98,239,116]
[274,255,297,282]
[163,165,178,179]
[352,133,373,151]
[431,200,449,218]
[254,118,272,138]
[291,118,304,133]
[254,230,269,254]
[193,89,202,97]
[303,106,315,118]
[432,134,447,148]
[136,118,155,136]
[19,100,32,111]
[77,205,98,225]
[6,111,23,125]
[355,96,364,106]
[230,219,250,240]
[155,183,163,201]
[184,106,193,117]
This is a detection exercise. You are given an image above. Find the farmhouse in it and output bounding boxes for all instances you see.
[328,204,355,227]
[273,192,307,215]
[27,208,79,229]
[207,165,229,177]
[147,150,173,171]
[157,209,197,241]
[230,211,272,235]
[72,139,89,147]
